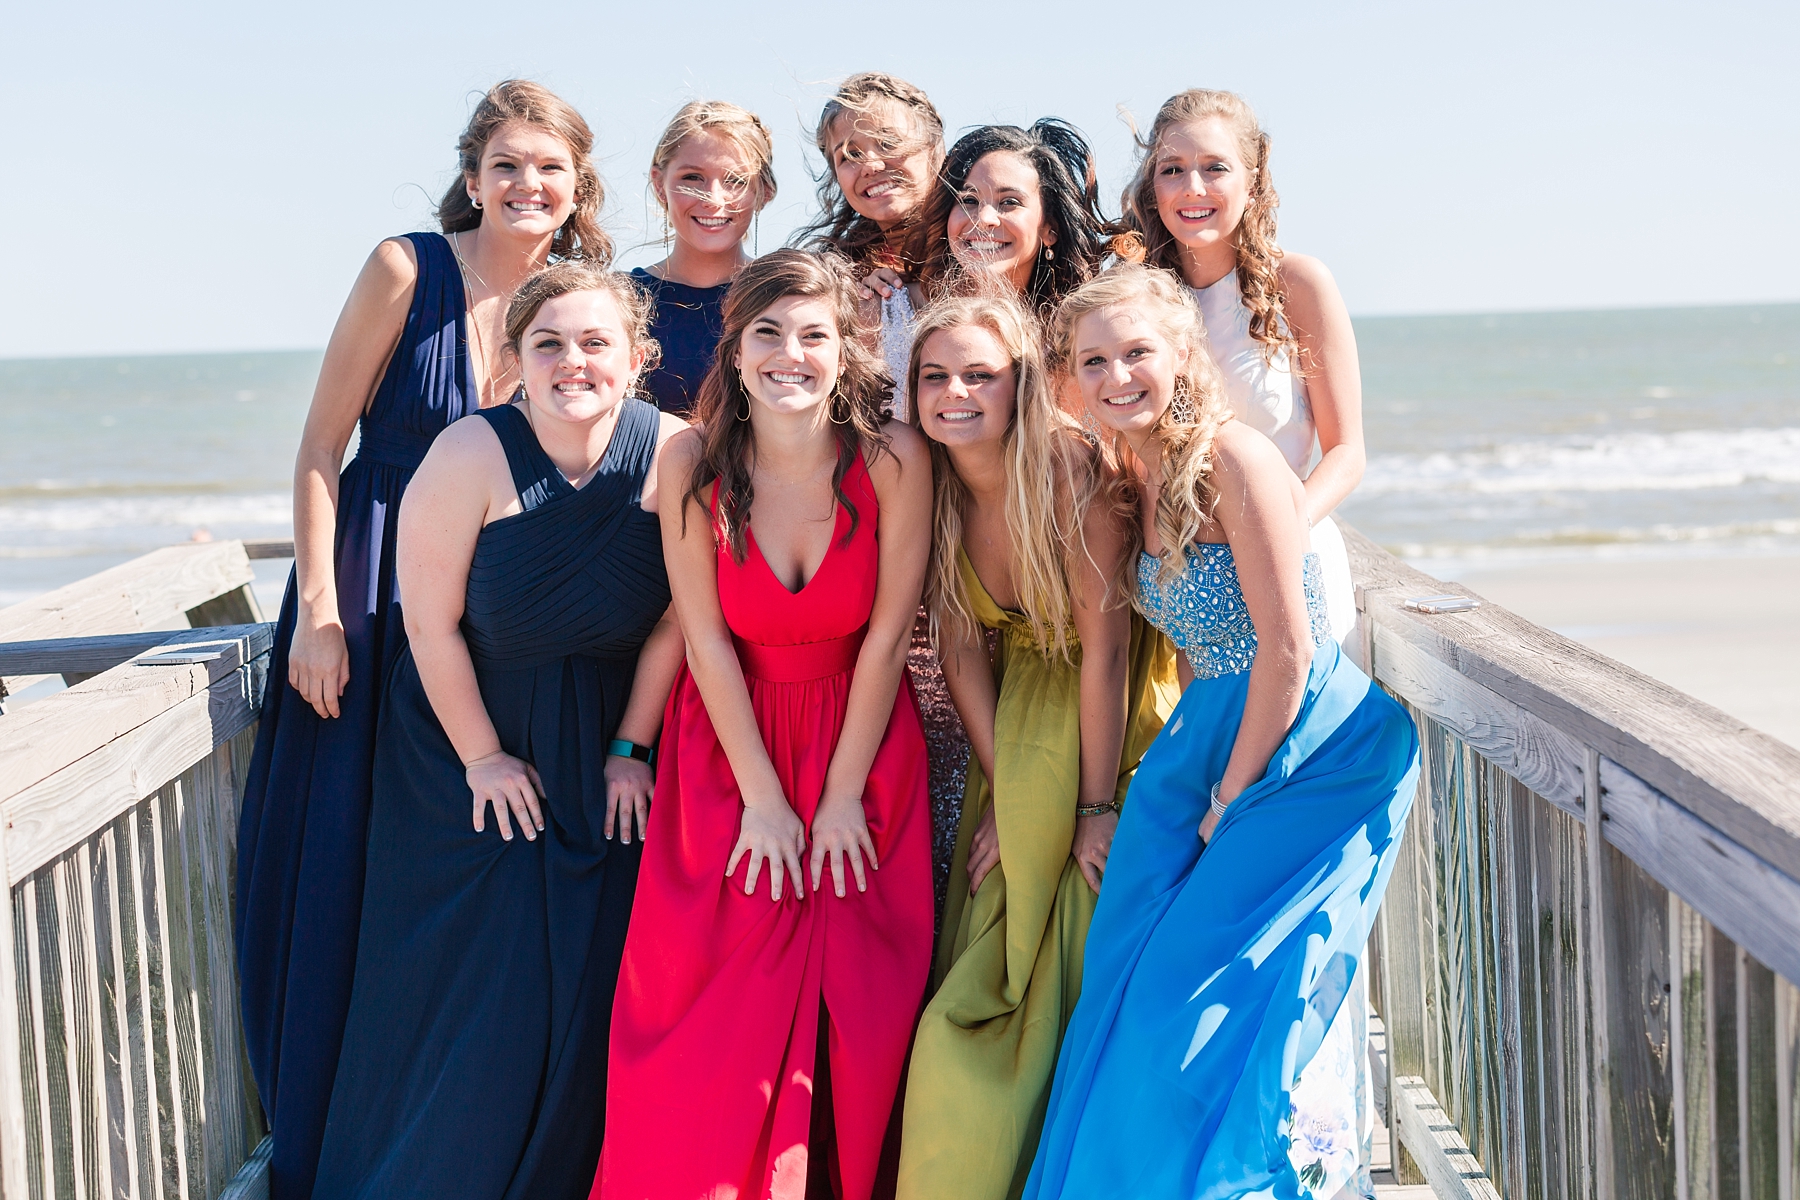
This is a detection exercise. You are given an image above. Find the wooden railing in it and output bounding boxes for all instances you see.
[4,532,1796,1197]
[1345,525,1800,1199]
[0,542,288,1198]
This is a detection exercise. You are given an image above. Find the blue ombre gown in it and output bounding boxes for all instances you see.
[236,232,478,1200]
[1023,545,1420,1200]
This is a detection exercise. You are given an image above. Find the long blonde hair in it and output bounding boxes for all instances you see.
[1047,264,1231,588]
[649,100,779,225]
[909,293,1099,659]
[1120,89,1292,365]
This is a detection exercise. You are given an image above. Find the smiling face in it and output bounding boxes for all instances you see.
[651,128,760,256]
[1071,304,1189,447]
[1151,117,1255,265]
[518,289,645,424]
[829,101,937,230]
[946,150,1055,295]
[914,324,1018,451]
[467,121,580,240]
[731,295,844,419]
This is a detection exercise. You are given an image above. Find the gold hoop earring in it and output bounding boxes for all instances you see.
[829,387,852,425]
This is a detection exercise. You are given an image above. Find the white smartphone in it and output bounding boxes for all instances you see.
[1403,594,1482,615]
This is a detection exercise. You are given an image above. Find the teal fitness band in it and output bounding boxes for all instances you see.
[608,739,655,767]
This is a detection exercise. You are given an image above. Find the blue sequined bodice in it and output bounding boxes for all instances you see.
[1136,544,1332,679]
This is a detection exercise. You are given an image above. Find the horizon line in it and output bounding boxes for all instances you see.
[2,295,1796,366]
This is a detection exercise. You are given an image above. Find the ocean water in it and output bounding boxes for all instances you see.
[1,303,1795,610]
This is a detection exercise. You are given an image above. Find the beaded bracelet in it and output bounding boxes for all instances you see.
[1076,799,1119,818]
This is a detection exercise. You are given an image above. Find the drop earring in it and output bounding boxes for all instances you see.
[1043,246,1054,261]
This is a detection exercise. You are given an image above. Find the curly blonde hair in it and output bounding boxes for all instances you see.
[909,294,1100,660]
[1047,264,1232,589]
[1120,89,1292,365]
[649,100,778,222]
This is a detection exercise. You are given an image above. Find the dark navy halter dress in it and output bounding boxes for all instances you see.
[313,399,669,1200]
[236,231,478,1200]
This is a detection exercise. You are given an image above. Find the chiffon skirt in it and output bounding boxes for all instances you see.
[1023,639,1420,1199]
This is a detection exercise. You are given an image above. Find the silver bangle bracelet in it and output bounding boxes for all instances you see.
[1209,781,1230,820]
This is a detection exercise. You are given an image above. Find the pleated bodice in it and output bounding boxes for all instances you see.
[462,401,669,672]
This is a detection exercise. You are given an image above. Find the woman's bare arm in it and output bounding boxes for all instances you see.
[289,238,418,717]
[811,423,933,896]
[1280,253,1365,525]
[604,412,694,843]
[1068,472,1132,892]
[397,417,546,842]
[1203,423,1318,839]
[658,430,807,900]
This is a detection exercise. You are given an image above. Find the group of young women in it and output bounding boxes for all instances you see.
[234,73,1421,1200]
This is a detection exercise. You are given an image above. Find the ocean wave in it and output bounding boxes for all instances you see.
[1362,427,1800,495]
[0,492,291,533]
[1389,516,1800,560]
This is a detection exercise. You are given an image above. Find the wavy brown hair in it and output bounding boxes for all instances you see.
[1047,264,1232,590]
[684,249,894,563]
[908,293,1100,660]
[1120,89,1292,365]
[502,262,661,392]
[798,72,945,273]
[437,80,612,266]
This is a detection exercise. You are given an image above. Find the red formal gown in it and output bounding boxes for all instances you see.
[599,453,934,1200]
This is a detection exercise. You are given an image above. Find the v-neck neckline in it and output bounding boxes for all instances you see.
[747,501,847,597]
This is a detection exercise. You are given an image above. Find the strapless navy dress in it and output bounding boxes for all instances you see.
[312,400,669,1199]
[236,232,478,1200]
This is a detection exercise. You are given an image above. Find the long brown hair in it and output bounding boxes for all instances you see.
[909,293,1099,660]
[1047,264,1232,589]
[1120,89,1292,364]
[798,72,945,273]
[684,249,894,563]
[437,80,612,265]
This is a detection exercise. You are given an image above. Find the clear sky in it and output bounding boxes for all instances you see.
[5,0,1796,358]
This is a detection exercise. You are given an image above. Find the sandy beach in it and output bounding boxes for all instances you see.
[1439,553,1800,748]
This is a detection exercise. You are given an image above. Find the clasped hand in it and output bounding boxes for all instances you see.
[727,792,879,902]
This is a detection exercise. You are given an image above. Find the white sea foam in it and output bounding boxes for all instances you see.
[0,492,291,534]
[1362,427,1800,496]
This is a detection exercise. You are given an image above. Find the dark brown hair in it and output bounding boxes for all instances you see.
[915,119,1118,315]
[437,80,612,266]
[684,249,893,563]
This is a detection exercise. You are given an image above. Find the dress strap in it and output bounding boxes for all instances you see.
[474,405,567,511]
[598,399,661,505]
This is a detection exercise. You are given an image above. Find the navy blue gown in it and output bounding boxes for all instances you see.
[629,266,727,415]
[236,232,478,1200]
[313,399,670,1200]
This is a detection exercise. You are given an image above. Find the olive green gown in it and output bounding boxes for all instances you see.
[898,551,1178,1200]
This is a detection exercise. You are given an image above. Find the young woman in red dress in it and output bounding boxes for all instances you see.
[599,249,935,1200]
